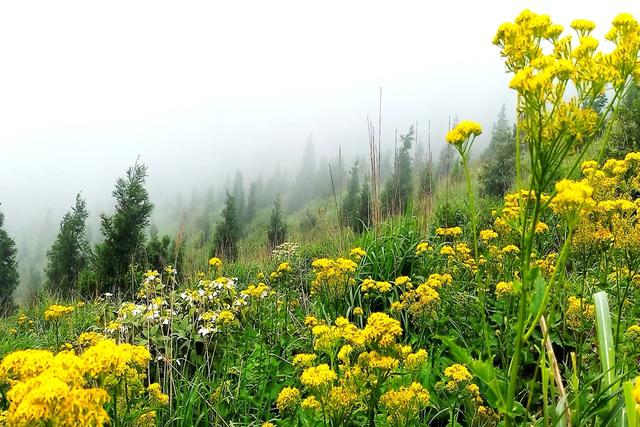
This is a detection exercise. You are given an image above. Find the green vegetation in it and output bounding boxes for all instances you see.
[1,8,640,427]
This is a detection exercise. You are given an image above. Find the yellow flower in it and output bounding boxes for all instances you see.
[626,325,640,345]
[292,353,317,368]
[502,244,520,254]
[566,296,595,329]
[446,121,483,147]
[362,312,403,348]
[338,344,354,364]
[479,229,498,242]
[405,349,428,370]
[395,276,410,286]
[415,242,432,256]
[440,245,455,256]
[353,307,364,316]
[276,386,301,413]
[534,222,549,234]
[301,395,321,411]
[148,382,169,405]
[349,247,367,260]
[208,257,222,269]
[495,281,515,299]
[300,364,337,389]
[44,305,75,321]
[380,382,430,425]
[551,179,595,217]
[571,19,596,34]
[444,363,473,391]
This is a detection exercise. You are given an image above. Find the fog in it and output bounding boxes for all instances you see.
[0,0,637,288]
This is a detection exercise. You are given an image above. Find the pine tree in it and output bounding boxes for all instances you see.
[45,193,90,297]
[479,106,516,197]
[213,192,240,261]
[382,126,414,216]
[245,181,258,223]
[419,156,437,198]
[232,170,245,228]
[291,138,317,209]
[146,226,170,271]
[341,162,361,231]
[356,181,372,233]
[0,207,19,315]
[267,197,287,249]
[94,162,154,294]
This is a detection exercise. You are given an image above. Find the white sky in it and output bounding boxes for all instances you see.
[1,0,639,234]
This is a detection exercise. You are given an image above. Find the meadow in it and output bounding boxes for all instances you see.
[1,9,640,427]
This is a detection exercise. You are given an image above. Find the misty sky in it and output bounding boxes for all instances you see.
[1,0,638,236]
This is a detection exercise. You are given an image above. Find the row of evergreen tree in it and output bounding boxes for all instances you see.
[3,85,638,312]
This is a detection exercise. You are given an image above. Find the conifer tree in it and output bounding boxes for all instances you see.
[232,170,245,228]
[356,181,372,233]
[419,157,437,198]
[291,138,317,209]
[341,161,361,231]
[0,207,19,314]
[479,106,516,197]
[382,126,414,215]
[245,181,258,223]
[267,197,287,249]
[213,192,240,261]
[146,226,170,271]
[45,193,90,296]
[94,162,154,294]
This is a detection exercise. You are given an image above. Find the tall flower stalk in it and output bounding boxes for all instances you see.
[492,10,640,425]
[446,120,483,262]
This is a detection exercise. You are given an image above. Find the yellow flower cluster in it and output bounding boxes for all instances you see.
[241,282,272,300]
[361,278,392,294]
[400,281,441,319]
[565,296,595,330]
[502,244,520,255]
[300,364,338,389]
[276,386,301,413]
[0,337,154,426]
[479,229,498,242]
[443,363,473,392]
[435,226,463,237]
[279,312,430,424]
[269,262,292,280]
[380,382,430,426]
[76,331,107,348]
[292,353,317,368]
[551,179,595,218]
[147,382,169,406]
[208,257,223,269]
[349,247,367,261]
[44,304,75,321]
[627,325,640,346]
[445,121,483,147]
[81,339,151,384]
[495,281,516,299]
[415,241,432,255]
[310,257,357,297]
[572,153,640,253]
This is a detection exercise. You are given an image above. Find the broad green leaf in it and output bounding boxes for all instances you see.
[594,291,619,421]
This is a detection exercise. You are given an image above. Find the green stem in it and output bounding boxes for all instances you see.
[522,227,574,343]
[461,154,478,263]
[505,196,542,426]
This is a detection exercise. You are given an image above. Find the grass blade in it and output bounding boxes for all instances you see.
[594,291,618,422]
